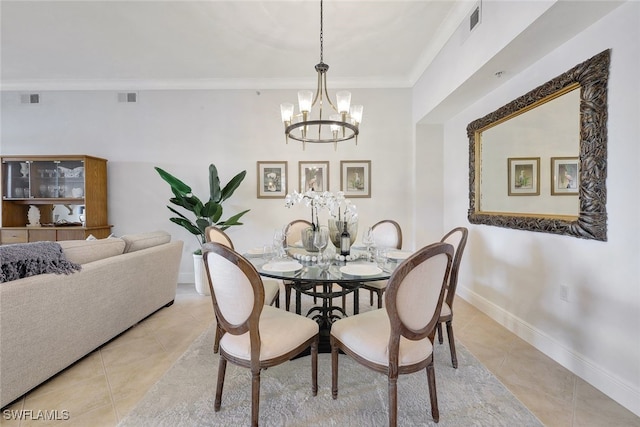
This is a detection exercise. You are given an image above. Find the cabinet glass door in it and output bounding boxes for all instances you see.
[2,160,31,199]
[31,160,85,199]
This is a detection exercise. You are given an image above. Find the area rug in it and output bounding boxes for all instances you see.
[119,321,542,426]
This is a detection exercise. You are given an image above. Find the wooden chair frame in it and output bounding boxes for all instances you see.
[331,242,453,425]
[435,227,468,368]
[204,243,319,426]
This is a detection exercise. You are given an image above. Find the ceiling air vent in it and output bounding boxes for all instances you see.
[20,93,40,104]
[117,92,138,103]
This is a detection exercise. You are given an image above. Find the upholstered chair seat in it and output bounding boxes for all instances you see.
[220,305,319,361]
[331,309,433,366]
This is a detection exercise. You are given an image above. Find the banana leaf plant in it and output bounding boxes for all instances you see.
[155,164,250,253]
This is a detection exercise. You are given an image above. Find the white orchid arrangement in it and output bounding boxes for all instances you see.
[285,190,358,231]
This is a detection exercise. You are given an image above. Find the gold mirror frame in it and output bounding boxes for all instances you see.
[467,49,610,241]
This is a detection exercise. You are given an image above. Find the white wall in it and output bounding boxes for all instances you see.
[414,1,640,416]
[1,87,414,282]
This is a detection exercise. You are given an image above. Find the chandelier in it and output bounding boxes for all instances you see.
[280,0,363,150]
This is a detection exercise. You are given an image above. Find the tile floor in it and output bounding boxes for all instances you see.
[2,283,639,427]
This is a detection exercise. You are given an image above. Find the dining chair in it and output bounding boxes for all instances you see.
[283,219,348,313]
[204,225,280,354]
[330,242,454,425]
[203,243,319,427]
[283,219,312,312]
[362,219,403,308]
[435,226,468,369]
[205,225,235,249]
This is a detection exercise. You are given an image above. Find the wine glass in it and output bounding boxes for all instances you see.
[317,251,332,273]
[375,247,388,270]
[313,226,329,253]
[362,226,375,261]
[273,228,286,258]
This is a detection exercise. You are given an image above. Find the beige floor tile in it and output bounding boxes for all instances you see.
[25,351,106,399]
[100,334,166,369]
[21,376,112,427]
[500,345,575,399]
[0,399,24,427]
[113,389,149,422]
[105,352,173,401]
[153,320,211,357]
[61,403,117,427]
[506,384,575,427]
[573,378,640,427]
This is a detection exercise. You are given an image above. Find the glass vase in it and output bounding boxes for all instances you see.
[328,218,358,248]
[301,227,319,252]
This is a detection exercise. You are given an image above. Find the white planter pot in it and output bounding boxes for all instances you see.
[193,253,210,296]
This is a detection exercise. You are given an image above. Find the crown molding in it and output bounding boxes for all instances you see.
[0,76,413,92]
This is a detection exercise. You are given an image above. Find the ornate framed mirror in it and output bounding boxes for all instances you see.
[467,49,610,241]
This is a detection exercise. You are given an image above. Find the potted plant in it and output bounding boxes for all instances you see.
[155,163,250,295]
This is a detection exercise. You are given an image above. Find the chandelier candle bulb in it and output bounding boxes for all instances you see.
[336,91,351,114]
[280,103,294,123]
[350,105,363,125]
[298,91,313,113]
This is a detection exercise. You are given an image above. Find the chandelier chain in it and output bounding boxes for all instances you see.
[319,0,323,63]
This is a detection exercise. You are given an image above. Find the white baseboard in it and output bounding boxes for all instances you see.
[178,273,195,284]
[457,286,640,417]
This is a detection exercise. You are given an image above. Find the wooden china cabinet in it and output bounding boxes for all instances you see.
[0,155,112,243]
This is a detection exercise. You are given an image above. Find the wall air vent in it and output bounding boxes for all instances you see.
[470,3,481,32]
[460,1,482,44]
[20,93,40,104]
[117,92,138,103]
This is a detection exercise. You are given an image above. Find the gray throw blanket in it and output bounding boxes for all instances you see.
[0,241,82,283]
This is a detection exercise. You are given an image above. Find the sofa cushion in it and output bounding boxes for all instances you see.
[121,230,171,253]
[59,238,126,265]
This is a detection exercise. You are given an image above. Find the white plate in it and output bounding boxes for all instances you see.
[262,261,303,273]
[387,250,412,261]
[246,247,264,255]
[339,264,383,276]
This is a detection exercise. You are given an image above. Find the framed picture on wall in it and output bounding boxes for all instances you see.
[340,160,371,198]
[507,157,540,196]
[257,161,287,199]
[551,157,579,195]
[299,161,329,192]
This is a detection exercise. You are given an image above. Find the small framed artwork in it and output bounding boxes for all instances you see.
[551,157,579,195]
[257,161,287,199]
[299,161,329,192]
[508,157,540,196]
[340,160,371,198]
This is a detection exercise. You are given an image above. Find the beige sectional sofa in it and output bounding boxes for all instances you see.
[0,230,184,408]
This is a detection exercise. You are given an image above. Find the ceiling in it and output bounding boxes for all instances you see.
[0,0,476,90]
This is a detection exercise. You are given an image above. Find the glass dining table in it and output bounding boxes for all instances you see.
[247,247,406,353]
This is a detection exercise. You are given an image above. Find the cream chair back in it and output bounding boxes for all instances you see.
[385,242,453,336]
[372,220,402,249]
[203,243,264,335]
[204,225,234,249]
[284,219,312,246]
